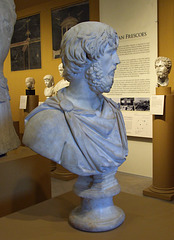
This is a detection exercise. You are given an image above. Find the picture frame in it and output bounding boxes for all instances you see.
[51,1,89,59]
[10,14,41,71]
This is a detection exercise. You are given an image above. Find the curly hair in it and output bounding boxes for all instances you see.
[155,56,172,73]
[60,21,119,82]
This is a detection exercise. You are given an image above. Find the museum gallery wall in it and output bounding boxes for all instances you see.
[4,0,99,121]
[3,0,174,177]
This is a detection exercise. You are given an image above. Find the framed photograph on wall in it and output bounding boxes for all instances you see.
[51,1,89,59]
[10,14,41,71]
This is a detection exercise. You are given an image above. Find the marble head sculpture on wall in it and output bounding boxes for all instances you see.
[155,56,172,87]
[43,74,55,98]
[0,0,20,156]
[23,21,128,232]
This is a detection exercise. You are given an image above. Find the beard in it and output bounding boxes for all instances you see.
[86,62,114,94]
[157,71,168,79]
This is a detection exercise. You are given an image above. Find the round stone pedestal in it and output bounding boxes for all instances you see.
[69,198,125,232]
[69,171,125,232]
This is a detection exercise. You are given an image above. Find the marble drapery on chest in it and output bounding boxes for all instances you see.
[23,90,128,175]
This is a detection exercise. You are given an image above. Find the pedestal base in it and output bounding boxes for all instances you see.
[149,88,174,201]
[143,185,174,201]
[69,171,125,232]
[69,198,125,232]
[26,89,35,95]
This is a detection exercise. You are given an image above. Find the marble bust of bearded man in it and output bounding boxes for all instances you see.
[23,21,128,176]
[155,56,172,87]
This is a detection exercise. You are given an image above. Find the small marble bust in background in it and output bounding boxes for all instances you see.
[43,74,55,98]
[58,63,64,77]
[25,77,35,95]
[155,56,172,87]
[54,63,69,93]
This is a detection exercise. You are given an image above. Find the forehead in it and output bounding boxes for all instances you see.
[105,44,117,54]
[156,60,165,66]
[26,78,34,82]
[44,76,51,79]
[44,77,52,81]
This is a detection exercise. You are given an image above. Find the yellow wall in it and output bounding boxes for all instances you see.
[4,0,99,121]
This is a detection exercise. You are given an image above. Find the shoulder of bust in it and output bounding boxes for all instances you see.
[23,108,68,156]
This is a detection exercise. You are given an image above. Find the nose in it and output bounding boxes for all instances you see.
[113,52,120,65]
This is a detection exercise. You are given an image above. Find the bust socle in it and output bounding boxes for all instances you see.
[0,0,20,155]
[43,74,55,98]
[23,21,128,176]
[155,56,172,87]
